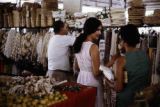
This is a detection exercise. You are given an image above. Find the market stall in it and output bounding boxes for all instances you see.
[0,76,97,107]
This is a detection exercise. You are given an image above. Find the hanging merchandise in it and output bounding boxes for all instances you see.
[36,31,51,68]
[104,29,112,64]
[110,29,118,56]
[0,29,52,75]
[139,28,160,84]
[103,77,116,107]
[99,64,116,107]
[11,32,22,61]
[4,30,16,58]
[153,34,160,84]
[150,49,158,84]
[148,31,157,49]
[99,39,105,65]
[140,34,148,52]
[0,29,6,53]
[155,34,160,75]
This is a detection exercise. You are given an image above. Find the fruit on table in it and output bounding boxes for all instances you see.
[0,91,68,107]
[32,99,39,106]
[0,76,70,107]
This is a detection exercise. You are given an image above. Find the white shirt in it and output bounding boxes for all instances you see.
[48,34,76,71]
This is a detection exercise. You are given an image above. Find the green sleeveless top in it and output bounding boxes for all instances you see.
[125,50,150,91]
[117,50,150,107]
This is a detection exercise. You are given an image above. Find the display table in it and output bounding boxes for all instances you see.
[0,76,97,107]
[51,82,97,107]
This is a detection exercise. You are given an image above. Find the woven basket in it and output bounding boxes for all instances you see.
[144,16,160,25]
[3,13,8,27]
[31,8,36,27]
[13,10,20,27]
[41,9,48,27]
[26,18,31,28]
[41,0,58,11]
[36,8,41,27]
[41,16,47,27]
[8,13,13,27]
[21,9,26,27]
[154,9,160,17]
[30,3,41,27]
[47,11,53,26]
[26,10,31,27]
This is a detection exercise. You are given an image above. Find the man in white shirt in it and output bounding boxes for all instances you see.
[46,20,76,81]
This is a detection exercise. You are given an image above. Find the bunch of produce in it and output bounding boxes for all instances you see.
[0,76,68,107]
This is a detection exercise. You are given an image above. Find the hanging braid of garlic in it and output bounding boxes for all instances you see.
[0,30,6,53]
[30,33,36,61]
[40,31,51,68]
[11,32,22,61]
[4,29,16,58]
[21,32,33,60]
[30,32,40,62]
[20,34,25,59]
[16,33,22,61]
[1,31,8,54]
[36,33,44,63]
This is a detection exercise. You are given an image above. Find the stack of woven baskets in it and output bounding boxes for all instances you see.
[41,0,58,11]
[144,9,160,25]
[127,0,145,25]
[0,1,58,28]
[0,3,16,28]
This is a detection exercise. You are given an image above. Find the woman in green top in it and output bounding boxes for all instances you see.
[115,24,150,107]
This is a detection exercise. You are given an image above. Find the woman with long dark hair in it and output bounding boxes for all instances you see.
[73,17,103,107]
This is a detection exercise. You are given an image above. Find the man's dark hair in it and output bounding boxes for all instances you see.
[53,20,64,34]
[119,24,140,47]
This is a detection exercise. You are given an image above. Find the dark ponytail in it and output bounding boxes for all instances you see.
[73,17,102,53]
[73,33,87,53]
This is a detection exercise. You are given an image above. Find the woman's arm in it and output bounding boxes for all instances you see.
[90,44,101,76]
[106,54,119,67]
[115,56,125,92]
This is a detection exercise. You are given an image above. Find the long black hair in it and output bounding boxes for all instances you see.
[73,17,102,53]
